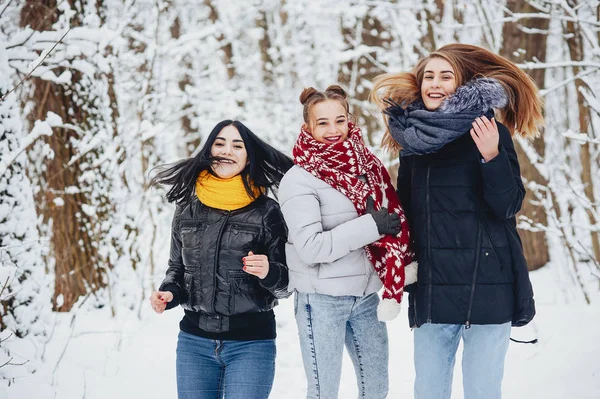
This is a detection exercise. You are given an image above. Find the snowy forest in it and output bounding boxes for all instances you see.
[1,0,599,398]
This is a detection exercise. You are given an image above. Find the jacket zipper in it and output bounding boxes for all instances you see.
[426,165,433,323]
[212,211,231,319]
[465,208,483,329]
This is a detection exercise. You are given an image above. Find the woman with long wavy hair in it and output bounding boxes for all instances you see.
[371,43,543,399]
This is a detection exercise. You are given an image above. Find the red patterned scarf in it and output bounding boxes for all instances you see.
[293,123,415,320]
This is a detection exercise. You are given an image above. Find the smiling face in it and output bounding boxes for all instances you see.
[210,125,248,179]
[421,57,457,111]
[307,100,349,144]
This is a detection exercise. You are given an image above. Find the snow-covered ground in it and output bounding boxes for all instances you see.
[2,265,599,399]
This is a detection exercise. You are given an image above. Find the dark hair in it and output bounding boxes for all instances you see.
[150,120,293,205]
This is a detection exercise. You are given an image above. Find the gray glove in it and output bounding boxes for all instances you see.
[366,197,401,236]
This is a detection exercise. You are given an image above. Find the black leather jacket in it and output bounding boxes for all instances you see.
[159,195,290,333]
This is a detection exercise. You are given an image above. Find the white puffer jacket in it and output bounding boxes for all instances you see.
[278,166,382,297]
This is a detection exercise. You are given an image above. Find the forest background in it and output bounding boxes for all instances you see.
[1,0,599,397]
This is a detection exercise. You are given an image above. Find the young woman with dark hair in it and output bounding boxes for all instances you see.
[149,120,293,399]
[279,85,417,398]
[371,43,542,399]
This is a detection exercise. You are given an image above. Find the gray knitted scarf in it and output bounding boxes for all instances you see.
[385,78,508,156]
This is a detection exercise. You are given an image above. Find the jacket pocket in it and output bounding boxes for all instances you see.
[180,222,206,249]
[482,221,505,271]
[228,270,257,293]
[317,249,368,279]
[227,223,261,251]
[229,270,261,314]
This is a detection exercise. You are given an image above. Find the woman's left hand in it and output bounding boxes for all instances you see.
[243,251,269,279]
[470,116,500,162]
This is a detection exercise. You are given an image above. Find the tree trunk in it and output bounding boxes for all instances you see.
[205,0,235,80]
[415,0,444,56]
[337,10,391,146]
[563,1,600,264]
[20,1,107,311]
[257,11,274,85]
[500,0,551,271]
[170,16,198,156]
[452,0,464,43]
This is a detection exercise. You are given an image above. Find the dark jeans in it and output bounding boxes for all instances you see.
[176,331,276,399]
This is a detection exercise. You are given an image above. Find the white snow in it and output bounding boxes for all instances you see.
[1,266,598,399]
[2,1,600,398]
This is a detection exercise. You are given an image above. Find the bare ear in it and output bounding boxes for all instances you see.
[302,123,311,133]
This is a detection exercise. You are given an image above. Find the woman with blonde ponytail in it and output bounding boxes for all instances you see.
[279,85,417,398]
[371,43,542,399]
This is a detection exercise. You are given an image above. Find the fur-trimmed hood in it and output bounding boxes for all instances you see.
[386,77,508,156]
[403,77,508,114]
[439,77,508,114]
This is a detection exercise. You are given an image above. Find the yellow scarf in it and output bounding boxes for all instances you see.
[195,170,261,211]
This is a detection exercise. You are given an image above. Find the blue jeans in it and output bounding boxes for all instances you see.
[175,331,275,399]
[294,292,389,399]
[414,322,511,399]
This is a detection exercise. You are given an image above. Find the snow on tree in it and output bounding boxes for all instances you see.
[0,3,52,380]
[0,0,599,384]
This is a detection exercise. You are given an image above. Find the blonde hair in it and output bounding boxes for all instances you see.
[300,85,354,130]
[370,43,544,152]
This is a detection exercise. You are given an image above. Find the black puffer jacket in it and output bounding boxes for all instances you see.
[399,123,535,328]
[159,195,290,333]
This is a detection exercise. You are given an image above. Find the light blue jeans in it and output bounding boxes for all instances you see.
[294,292,389,399]
[175,331,275,399]
[414,322,511,399]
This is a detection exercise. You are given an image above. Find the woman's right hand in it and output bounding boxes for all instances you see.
[150,290,173,314]
[366,197,401,235]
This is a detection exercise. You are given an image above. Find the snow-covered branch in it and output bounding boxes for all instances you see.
[0,116,56,178]
[1,28,71,102]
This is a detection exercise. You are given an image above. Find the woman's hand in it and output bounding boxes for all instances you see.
[150,290,173,314]
[243,251,269,279]
[470,116,500,162]
[365,196,401,236]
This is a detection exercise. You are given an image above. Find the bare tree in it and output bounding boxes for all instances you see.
[19,1,119,311]
[170,16,198,156]
[338,8,392,147]
[500,0,551,271]
[416,0,445,56]
[562,0,600,265]
[205,0,235,80]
